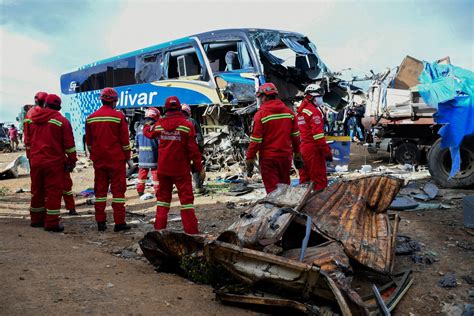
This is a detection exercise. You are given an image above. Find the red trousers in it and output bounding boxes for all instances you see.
[93,161,126,224]
[30,164,63,228]
[155,173,198,234]
[299,145,328,191]
[136,168,159,195]
[260,156,292,194]
[63,171,75,210]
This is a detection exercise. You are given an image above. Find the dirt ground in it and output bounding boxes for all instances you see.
[0,145,473,315]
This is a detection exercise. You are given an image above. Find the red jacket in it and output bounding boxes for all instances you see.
[246,99,300,160]
[23,106,42,155]
[85,105,131,163]
[25,107,77,167]
[143,111,203,176]
[296,96,327,148]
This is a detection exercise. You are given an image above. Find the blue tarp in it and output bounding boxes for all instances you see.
[418,62,474,177]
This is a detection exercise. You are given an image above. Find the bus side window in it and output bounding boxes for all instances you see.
[203,41,253,73]
[135,52,163,83]
[165,46,203,81]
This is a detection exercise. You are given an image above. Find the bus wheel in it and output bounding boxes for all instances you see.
[427,136,474,189]
[395,141,420,165]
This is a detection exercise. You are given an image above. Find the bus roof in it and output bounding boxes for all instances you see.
[74,28,306,72]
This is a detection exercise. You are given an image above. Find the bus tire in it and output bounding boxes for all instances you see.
[394,141,420,165]
[427,136,474,189]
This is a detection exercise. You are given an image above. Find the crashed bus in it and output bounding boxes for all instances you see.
[59,28,328,162]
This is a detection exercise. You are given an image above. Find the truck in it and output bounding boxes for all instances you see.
[363,56,474,188]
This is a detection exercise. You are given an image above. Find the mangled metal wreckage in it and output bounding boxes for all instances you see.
[140,176,413,315]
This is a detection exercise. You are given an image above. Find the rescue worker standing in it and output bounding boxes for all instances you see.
[246,83,303,194]
[86,88,131,232]
[297,83,332,191]
[26,94,77,232]
[24,91,48,156]
[135,107,160,196]
[143,96,203,234]
[181,104,206,194]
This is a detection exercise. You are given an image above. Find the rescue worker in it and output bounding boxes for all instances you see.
[246,83,303,194]
[86,87,131,232]
[143,96,204,234]
[24,91,48,156]
[135,107,160,196]
[181,104,206,194]
[297,83,333,191]
[26,94,77,232]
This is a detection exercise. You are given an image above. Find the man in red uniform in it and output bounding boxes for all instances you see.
[246,83,303,194]
[26,94,77,232]
[24,91,48,156]
[143,96,203,234]
[86,87,131,232]
[297,83,332,191]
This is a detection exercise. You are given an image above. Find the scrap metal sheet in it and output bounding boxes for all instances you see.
[302,176,403,273]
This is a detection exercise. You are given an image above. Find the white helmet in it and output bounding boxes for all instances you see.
[304,83,324,96]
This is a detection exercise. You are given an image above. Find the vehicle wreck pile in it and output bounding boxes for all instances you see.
[139,175,413,315]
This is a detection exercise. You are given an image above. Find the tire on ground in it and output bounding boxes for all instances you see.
[427,135,474,188]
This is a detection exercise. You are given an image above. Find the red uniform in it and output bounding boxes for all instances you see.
[296,96,331,190]
[85,105,131,225]
[25,108,77,228]
[63,171,75,210]
[136,168,159,195]
[23,106,42,158]
[246,99,300,193]
[143,111,203,234]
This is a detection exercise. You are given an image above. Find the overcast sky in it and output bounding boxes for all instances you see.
[1,0,473,124]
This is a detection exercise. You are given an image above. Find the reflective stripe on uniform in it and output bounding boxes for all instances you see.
[47,209,60,215]
[23,119,32,124]
[112,198,125,203]
[250,136,262,143]
[302,109,313,116]
[154,125,164,131]
[48,119,62,127]
[65,147,76,153]
[181,204,194,210]
[313,133,325,140]
[176,125,190,133]
[122,144,131,150]
[157,201,171,207]
[95,197,107,203]
[261,113,293,124]
[139,146,152,151]
[86,116,121,124]
[30,207,45,212]
[291,131,300,137]
[63,191,73,195]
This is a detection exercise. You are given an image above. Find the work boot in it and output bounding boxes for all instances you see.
[30,222,44,228]
[44,223,64,233]
[68,209,78,215]
[114,223,131,232]
[97,222,107,232]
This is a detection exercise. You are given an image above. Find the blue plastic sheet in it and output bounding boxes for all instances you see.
[418,62,474,177]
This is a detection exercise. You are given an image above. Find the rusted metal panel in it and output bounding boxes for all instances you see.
[205,240,369,316]
[302,176,403,273]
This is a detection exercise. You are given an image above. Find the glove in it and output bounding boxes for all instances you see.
[246,159,255,177]
[323,145,333,162]
[64,163,76,172]
[293,153,304,169]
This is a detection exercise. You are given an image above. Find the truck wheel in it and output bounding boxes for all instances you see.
[395,142,420,165]
[427,136,474,188]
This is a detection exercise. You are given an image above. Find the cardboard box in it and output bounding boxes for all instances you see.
[392,56,424,90]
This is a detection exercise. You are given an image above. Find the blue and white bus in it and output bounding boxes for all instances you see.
[60,28,328,146]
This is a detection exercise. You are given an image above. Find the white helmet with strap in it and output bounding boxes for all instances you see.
[304,83,324,96]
